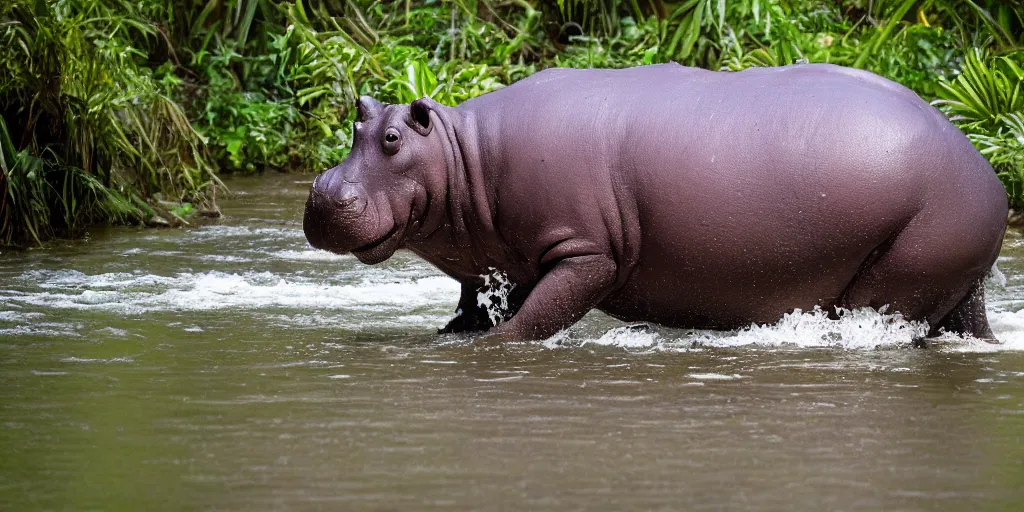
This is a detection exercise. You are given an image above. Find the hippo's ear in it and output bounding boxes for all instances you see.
[356,96,382,122]
[407,97,438,136]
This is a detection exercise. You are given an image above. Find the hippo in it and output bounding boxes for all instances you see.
[303,63,1008,342]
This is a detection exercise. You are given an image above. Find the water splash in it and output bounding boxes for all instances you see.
[5,260,1023,353]
[699,306,929,349]
[933,309,1024,353]
[988,262,1007,288]
[476,268,516,326]
[546,307,934,351]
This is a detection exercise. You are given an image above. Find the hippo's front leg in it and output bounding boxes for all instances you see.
[438,281,493,334]
[490,251,617,340]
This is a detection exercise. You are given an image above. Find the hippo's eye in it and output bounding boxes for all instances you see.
[382,127,402,155]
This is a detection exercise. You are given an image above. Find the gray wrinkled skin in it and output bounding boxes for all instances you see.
[304,63,1009,341]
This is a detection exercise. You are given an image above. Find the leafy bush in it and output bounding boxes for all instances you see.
[192,42,301,172]
[0,0,218,245]
[3,0,1023,246]
[935,50,1024,206]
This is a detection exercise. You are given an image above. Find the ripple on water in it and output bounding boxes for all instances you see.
[60,356,135,364]
[0,310,44,322]
[4,250,1023,354]
[270,249,351,262]
[3,268,460,316]
[265,312,450,330]
[0,323,82,338]
[187,225,303,241]
[687,373,744,380]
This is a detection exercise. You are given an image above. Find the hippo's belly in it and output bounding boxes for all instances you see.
[598,138,924,329]
[599,246,865,330]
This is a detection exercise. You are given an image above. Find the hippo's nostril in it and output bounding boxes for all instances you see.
[342,176,358,184]
[332,194,368,220]
[334,196,356,208]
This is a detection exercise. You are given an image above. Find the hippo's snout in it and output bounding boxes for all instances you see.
[303,176,377,254]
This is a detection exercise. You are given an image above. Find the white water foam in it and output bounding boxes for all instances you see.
[935,309,1024,353]
[5,263,1023,352]
[264,312,452,330]
[0,323,82,338]
[60,356,135,364]
[694,307,929,349]
[202,254,252,263]
[271,249,352,262]
[3,269,460,315]
[545,306,1024,353]
[687,373,744,380]
[0,310,44,322]
[580,326,662,349]
[22,269,178,290]
[188,225,302,241]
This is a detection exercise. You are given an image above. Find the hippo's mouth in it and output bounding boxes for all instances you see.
[351,222,404,264]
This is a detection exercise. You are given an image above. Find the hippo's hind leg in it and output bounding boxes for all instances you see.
[837,209,1002,343]
[929,278,996,341]
[439,281,492,334]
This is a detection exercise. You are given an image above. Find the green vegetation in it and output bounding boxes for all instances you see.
[2,1,1022,246]
[935,49,1024,205]
[0,0,219,245]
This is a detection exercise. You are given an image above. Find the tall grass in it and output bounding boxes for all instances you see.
[1,0,218,246]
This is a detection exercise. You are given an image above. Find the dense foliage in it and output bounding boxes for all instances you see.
[1,0,1022,245]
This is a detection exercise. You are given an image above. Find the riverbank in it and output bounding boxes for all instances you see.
[2,1,1022,246]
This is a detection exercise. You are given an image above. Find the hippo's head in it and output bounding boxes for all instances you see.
[303,96,448,264]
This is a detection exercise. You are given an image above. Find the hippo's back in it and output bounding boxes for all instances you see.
[466,63,990,195]
[467,62,1001,228]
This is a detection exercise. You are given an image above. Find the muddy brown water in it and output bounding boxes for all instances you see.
[2,173,1023,510]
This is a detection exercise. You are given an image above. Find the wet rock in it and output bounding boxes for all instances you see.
[146,214,171,227]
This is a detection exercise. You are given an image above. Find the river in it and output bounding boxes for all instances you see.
[2,173,1023,510]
